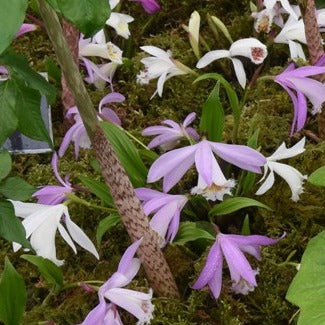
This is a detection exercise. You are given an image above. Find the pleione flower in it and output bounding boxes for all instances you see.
[188,11,201,58]
[11,201,99,266]
[137,46,192,97]
[79,38,123,64]
[131,0,160,14]
[136,188,188,246]
[192,230,285,299]
[107,13,134,39]
[33,153,73,205]
[81,238,154,325]
[142,112,199,150]
[147,139,266,193]
[197,38,268,88]
[274,64,325,134]
[16,23,38,38]
[256,137,307,201]
[264,0,299,20]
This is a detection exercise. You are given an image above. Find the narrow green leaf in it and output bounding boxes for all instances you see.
[174,221,215,245]
[45,57,61,84]
[200,82,225,142]
[96,213,121,245]
[209,197,271,216]
[21,255,63,290]
[56,0,111,36]
[241,214,251,235]
[45,0,59,10]
[0,257,26,325]
[101,122,148,187]
[0,0,28,54]
[0,50,57,104]
[79,176,114,207]
[194,73,240,126]
[286,231,325,325]
[0,200,31,249]
[0,150,12,180]
[308,166,325,187]
[0,176,36,201]
[0,80,18,146]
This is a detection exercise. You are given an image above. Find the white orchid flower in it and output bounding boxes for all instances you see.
[188,11,201,58]
[11,201,99,266]
[79,40,123,64]
[196,38,267,88]
[137,46,191,98]
[264,0,299,20]
[256,137,307,202]
[106,13,134,39]
[109,0,120,9]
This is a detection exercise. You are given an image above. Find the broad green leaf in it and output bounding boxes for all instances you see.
[308,166,325,187]
[0,75,52,146]
[56,0,111,37]
[0,200,31,249]
[14,78,52,144]
[0,0,28,54]
[21,255,63,290]
[209,197,271,216]
[0,150,12,180]
[79,176,114,207]
[0,257,26,325]
[286,231,325,325]
[0,80,18,146]
[0,177,36,200]
[0,50,56,104]
[200,82,225,142]
[96,213,121,245]
[174,222,215,245]
[194,73,240,126]
[101,122,148,187]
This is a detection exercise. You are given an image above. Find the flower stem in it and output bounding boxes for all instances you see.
[65,193,116,212]
[256,75,275,82]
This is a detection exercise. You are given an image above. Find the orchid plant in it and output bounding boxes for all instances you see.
[1,0,325,324]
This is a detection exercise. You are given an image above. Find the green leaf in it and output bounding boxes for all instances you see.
[0,177,36,200]
[96,213,121,245]
[0,150,12,181]
[174,222,215,245]
[308,166,325,187]
[79,176,114,207]
[21,255,63,290]
[56,0,111,37]
[200,82,225,142]
[45,57,61,84]
[0,50,57,104]
[209,197,271,216]
[0,200,31,249]
[286,231,325,325]
[241,214,251,235]
[0,257,26,325]
[194,73,240,126]
[316,0,325,9]
[45,0,59,10]
[101,122,148,187]
[0,0,28,54]
[0,80,18,145]
[0,77,52,146]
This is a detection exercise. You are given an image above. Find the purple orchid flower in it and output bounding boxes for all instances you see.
[136,188,188,246]
[59,94,123,158]
[131,0,160,14]
[81,238,154,325]
[142,112,199,150]
[16,23,38,38]
[147,139,266,193]
[33,153,73,205]
[192,231,285,299]
[274,63,325,134]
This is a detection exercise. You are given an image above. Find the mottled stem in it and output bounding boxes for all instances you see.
[61,19,79,120]
[299,0,325,138]
[37,0,179,297]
